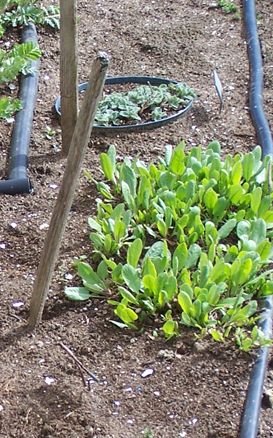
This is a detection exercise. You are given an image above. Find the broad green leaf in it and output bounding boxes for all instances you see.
[185,244,201,268]
[207,285,220,305]
[165,144,173,165]
[121,181,135,209]
[118,286,139,305]
[88,217,102,232]
[251,187,262,215]
[77,262,105,292]
[100,152,115,182]
[228,185,244,205]
[249,218,267,243]
[218,218,237,240]
[142,275,157,293]
[257,240,272,261]
[142,257,157,277]
[210,329,224,342]
[162,319,178,338]
[210,261,227,282]
[120,164,137,196]
[231,161,242,185]
[261,281,273,296]
[203,187,218,211]
[122,264,141,293]
[89,232,104,250]
[231,258,253,286]
[157,218,168,237]
[169,144,185,175]
[242,152,254,181]
[159,171,177,189]
[213,197,229,221]
[114,304,138,325]
[178,291,192,314]
[127,238,143,267]
[97,260,108,280]
[64,287,91,301]
[145,241,170,262]
[208,140,221,154]
[173,242,188,271]
[113,219,126,242]
[237,220,250,240]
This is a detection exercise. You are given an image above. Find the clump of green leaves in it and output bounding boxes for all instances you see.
[0,0,60,33]
[0,40,41,119]
[94,83,195,127]
[66,142,273,350]
[218,0,238,14]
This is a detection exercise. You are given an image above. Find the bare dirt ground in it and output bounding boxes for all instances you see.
[0,0,273,437]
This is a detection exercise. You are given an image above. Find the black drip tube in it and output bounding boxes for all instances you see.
[0,23,40,195]
[240,0,273,437]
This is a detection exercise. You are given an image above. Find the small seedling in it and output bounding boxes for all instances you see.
[218,0,238,14]
[43,125,56,140]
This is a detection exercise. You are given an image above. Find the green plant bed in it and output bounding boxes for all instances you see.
[55,76,195,134]
[65,142,273,351]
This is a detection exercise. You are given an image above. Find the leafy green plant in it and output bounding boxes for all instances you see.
[218,0,238,14]
[0,0,59,33]
[0,40,41,119]
[94,83,195,127]
[65,142,273,350]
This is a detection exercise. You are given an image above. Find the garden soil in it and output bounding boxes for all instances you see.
[1,0,273,437]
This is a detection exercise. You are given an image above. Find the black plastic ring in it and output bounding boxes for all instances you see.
[54,75,193,134]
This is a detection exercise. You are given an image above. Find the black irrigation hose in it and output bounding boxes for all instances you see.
[243,0,273,157]
[0,23,40,195]
[240,0,273,437]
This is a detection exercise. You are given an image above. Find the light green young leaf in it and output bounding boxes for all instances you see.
[118,286,139,305]
[114,304,138,325]
[178,291,192,313]
[169,143,185,175]
[122,264,141,293]
[77,262,105,292]
[100,152,115,182]
[127,238,143,268]
[64,287,91,301]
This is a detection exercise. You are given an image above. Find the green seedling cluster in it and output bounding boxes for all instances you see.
[0,0,59,120]
[94,83,195,126]
[65,142,273,350]
[0,0,60,32]
[218,0,238,14]
[0,41,41,119]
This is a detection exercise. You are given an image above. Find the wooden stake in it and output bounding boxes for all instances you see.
[60,0,78,156]
[28,52,110,329]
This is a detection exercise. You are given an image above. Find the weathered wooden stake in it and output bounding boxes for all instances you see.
[60,0,78,156]
[28,52,110,329]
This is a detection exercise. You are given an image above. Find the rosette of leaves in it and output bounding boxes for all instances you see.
[94,82,195,126]
[65,142,273,351]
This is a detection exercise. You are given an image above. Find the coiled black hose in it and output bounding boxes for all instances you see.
[240,0,273,437]
[0,23,40,195]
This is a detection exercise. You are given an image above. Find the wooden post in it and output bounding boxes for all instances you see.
[28,52,110,329]
[60,0,78,156]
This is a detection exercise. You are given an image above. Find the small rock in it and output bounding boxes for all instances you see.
[44,376,55,385]
[141,368,154,378]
